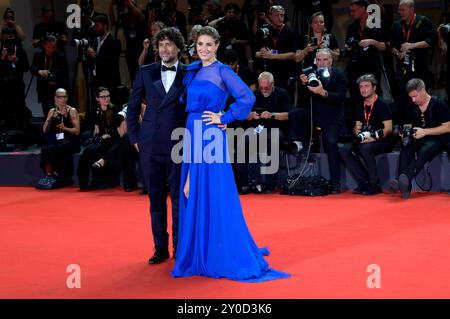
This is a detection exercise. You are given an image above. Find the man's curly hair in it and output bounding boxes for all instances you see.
[153,27,186,51]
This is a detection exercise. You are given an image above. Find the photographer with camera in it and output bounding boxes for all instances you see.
[390,79,450,199]
[255,5,299,95]
[390,0,436,124]
[86,15,122,107]
[108,0,146,82]
[36,89,80,190]
[339,74,394,195]
[0,26,30,130]
[32,5,68,52]
[2,8,25,43]
[345,0,387,105]
[77,87,122,190]
[438,21,450,101]
[30,34,69,117]
[283,48,348,194]
[235,71,290,194]
[208,3,251,66]
[295,12,340,69]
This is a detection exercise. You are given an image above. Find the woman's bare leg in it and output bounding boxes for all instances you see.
[184,170,190,199]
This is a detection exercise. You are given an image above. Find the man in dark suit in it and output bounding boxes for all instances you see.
[127,27,186,264]
[87,14,121,109]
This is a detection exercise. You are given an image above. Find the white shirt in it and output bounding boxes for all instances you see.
[161,61,179,93]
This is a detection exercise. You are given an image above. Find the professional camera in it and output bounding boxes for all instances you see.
[301,66,331,87]
[393,125,416,147]
[282,140,303,154]
[302,66,319,87]
[3,38,16,56]
[355,124,384,143]
[346,36,360,63]
[51,113,64,126]
[255,25,271,48]
[71,38,90,48]
[439,23,450,37]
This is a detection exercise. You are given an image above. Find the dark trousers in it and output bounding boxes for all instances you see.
[40,141,79,178]
[339,139,392,185]
[140,153,181,252]
[77,141,119,188]
[290,108,343,182]
[103,135,138,189]
[399,137,444,180]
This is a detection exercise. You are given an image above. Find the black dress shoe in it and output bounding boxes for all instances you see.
[398,174,411,199]
[330,181,341,194]
[361,183,382,195]
[148,250,169,264]
[353,181,368,194]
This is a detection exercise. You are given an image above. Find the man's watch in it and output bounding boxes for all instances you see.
[271,113,275,119]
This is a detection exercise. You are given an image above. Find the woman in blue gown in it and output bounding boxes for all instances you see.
[171,26,290,282]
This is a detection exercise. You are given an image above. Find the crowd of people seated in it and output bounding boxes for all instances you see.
[0,0,449,198]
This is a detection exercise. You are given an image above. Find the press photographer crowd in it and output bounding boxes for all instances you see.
[1,0,449,199]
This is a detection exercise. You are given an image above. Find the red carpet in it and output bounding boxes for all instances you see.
[0,186,449,298]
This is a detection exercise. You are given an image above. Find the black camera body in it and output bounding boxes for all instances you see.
[282,140,303,154]
[346,37,360,63]
[393,125,417,147]
[52,113,64,126]
[256,25,271,48]
[310,37,318,46]
[356,124,384,143]
[439,24,450,37]
[302,66,320,87]
[3,38,16,56]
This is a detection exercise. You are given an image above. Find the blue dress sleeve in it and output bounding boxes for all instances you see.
[219,65,255,125]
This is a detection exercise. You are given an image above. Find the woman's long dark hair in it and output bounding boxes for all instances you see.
[95,87,113,125]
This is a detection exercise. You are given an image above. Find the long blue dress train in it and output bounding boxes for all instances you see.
[171,61,290,282]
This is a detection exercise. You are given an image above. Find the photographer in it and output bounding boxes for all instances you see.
[284,48,348,194]
[208,3,251,65]
[438,22,450,101]
[391,79,450,199]
[390,0,436,123]
[77,87,121,190]
[0,26,30,130]
[86,15,122,106]
[158,0,187,40]
[2,8,25,43]
[36,89,80,190]
[32,5,68,52]
[338,74,394,195]
[241,72,290,194]
[254,5,299,94]
[295,12,340,69]
[108,0,146,82]
[345,0,387,104]
[30,34,68,117]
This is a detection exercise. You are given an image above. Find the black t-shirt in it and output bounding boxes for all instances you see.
[300,33,339,69]
[346,20,386,67]
[408,96,450,129]
[391,15,436,67]
[356,96,392,131]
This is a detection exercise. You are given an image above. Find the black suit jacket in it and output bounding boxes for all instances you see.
[299,67,347,127]
[90,33,122,91]
[127,61,187,156]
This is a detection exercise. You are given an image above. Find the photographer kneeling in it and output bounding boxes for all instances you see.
[339,74,394,195]
[36,89,80,190]
[391,78,450,199]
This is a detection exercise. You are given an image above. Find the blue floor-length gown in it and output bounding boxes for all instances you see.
[171,61,290,282]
